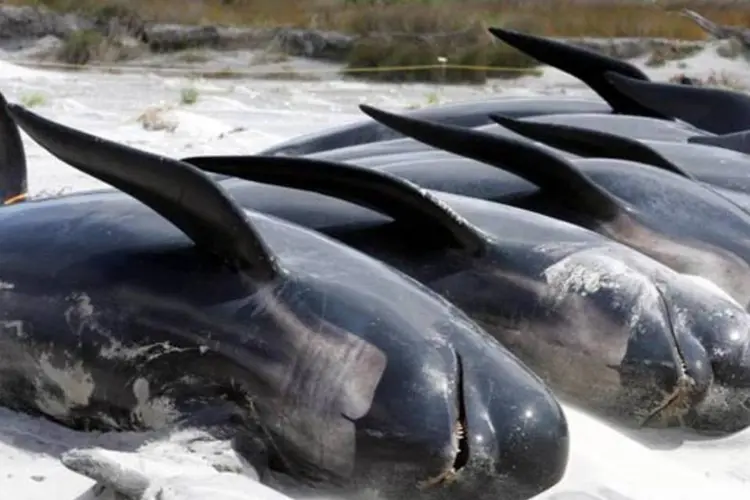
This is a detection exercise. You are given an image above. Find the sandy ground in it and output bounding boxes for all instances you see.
[2,41,750,500]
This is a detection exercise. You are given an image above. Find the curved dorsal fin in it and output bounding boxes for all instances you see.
[605,72,750,135]
[0,93,28,205]
[487,27,663,118]
[688,129,750,155]
[7,102,281,283]
[490,114,693,179]
[181,155,488,256]
[358,104,623,221]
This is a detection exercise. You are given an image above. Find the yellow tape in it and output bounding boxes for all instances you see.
[341,64,542,74]
[16,60,543,78]
[3,193,27,206]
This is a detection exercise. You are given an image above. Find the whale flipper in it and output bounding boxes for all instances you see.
[487,27,661,118]
[7,102,281,283]
[0,93,27,205]
[62,447,194,499]
[490,114,692,179]
[359,104,623,221]
[62,446,269,500]
[605,72,750,135]
[689,129,750,155]
[182,154,488,256]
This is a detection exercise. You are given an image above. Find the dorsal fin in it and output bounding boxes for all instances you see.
[490,114,693,179]
[358,104,623,221]
[7,102,281,283]
[688,129,750,155]
[487,27,663,118]
[181,155,488,256]
[0,93,28,205]
[605,72,750,135]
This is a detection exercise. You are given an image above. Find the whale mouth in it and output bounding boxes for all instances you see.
[417,352,470,489]
[641,284,700,427]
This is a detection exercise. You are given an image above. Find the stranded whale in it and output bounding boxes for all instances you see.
[261,97,612,157]
[357,105,750,311]
[0,97,571,500]
[15,102,750,436]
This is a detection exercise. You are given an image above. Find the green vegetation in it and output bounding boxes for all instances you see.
[15,0,750,40]
[180,87,199,105]
[57,29,104,65]
[19,91,47,108]
[10,0,750,83]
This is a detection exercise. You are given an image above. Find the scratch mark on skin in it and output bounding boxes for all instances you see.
[101,340,195,364]
[543,250,660,331]
[0,320,27,339]
[63,292,196,363]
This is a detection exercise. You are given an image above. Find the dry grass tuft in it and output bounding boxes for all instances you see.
[645,42,703,67]
[56,28,144,64]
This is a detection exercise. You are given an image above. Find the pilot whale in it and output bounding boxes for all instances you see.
[261,97,612,157]
[356,105,750,311]
[261,27,728,167]
[481,116,750,204]
[605,72,750,136]
[0,96,571,500]
[14,101,750,436]
[486,28,750,148]
[486,27,660,119]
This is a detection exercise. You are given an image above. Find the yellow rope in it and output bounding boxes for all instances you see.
[3,193,28,206]
[340,64,542,75]
[14,60,543,78]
